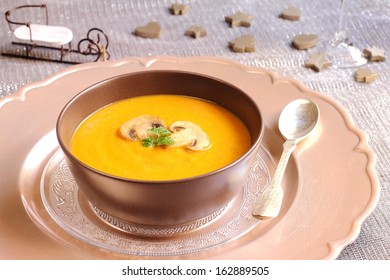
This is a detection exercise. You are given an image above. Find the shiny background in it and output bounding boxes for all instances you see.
[0,0,389,259]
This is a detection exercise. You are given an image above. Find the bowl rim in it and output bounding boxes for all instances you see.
[56,69,265,184]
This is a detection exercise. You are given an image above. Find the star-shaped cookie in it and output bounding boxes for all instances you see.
[171,4,189,15]
[363,46,386,62]
[355,68,377,83]
[228,35,256,53]
[305,53,332,72]
[185,26,207,39]
[225,12,254,28]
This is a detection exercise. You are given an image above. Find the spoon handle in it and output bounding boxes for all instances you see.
[252,139,297,220]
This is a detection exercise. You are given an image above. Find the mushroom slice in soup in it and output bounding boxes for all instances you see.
[169,121,211,151]
[120,114,166,140]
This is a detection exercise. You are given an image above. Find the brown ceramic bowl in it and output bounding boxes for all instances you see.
[56,70,264,227]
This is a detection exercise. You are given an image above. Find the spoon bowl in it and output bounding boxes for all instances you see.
[253,98,320,220]
[279,98,320,141]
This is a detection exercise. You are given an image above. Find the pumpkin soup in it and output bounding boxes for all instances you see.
[70,94,251,180]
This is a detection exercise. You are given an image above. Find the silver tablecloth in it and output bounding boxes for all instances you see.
[1,0,389,260]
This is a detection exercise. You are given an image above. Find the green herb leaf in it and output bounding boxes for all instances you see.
[141,137,155,147]
[149,126,172,137]
[157,135,175,146]
[141,127,175,147]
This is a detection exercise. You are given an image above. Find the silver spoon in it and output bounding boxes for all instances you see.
[252,98,320,220]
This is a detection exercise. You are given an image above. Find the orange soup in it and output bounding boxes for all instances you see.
[71,95,251,180]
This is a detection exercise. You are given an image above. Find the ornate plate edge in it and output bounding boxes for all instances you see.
[1,55,381,260]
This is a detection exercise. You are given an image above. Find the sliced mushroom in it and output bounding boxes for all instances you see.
[120,114,166,140]
[169,121,211,151]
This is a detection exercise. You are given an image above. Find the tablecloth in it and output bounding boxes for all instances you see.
[0,0,389,260]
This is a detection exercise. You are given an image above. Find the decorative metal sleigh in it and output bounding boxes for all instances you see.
[2,4,110,64]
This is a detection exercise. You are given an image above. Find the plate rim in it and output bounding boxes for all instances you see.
[0,55,380,260]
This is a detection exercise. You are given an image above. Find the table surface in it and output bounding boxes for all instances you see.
[0,0,389,260]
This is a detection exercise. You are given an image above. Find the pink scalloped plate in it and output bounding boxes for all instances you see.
[0,56,380,259]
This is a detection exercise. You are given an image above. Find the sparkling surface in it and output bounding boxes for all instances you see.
[1,0,389,259]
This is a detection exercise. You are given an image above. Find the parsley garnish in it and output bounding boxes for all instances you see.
[142,127,175,147]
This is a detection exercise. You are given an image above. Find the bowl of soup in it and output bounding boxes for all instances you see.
[56,70,264,227]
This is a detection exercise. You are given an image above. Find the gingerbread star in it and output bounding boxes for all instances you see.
[171,4,189,15]
[225,12,254,28]
[185,26,207,39]
[228,35,256,53]
[363,46,386,62]
[355,68,377,83]
[305,53,332,72]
